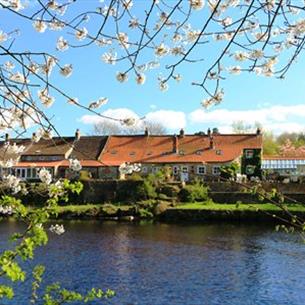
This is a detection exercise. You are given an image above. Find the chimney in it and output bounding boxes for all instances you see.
[209,136,215,150]
[173,135,179,153]
[75,129,81,140]
[144,127,149,136]
[179,128,185,137]
[256,127,261,135]
[5,133,9,142]
[207,128,211,137]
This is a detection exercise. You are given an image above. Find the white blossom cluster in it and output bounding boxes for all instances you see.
[3,174,21,194]
[49,224,65,235]
[0,205,14,215]
[38,168,52,185]
[119,162,141,175]
[69,158,82,172]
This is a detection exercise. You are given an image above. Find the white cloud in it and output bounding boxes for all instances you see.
[80,108,186,131]
[189,104,305,134]
[145,110,186,130]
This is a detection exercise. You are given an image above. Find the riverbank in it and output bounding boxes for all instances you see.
[48,202,305,223]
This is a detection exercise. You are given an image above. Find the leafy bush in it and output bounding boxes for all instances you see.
[158,185,180,198]
[178,180,209,202]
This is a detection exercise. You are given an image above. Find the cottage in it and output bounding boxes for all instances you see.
[99,128,263,181]
[0,130,107,180]
[0,128,262,181]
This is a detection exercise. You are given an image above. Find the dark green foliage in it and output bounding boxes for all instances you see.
[178,180,209,202]
[241,148,262,178]
[116,179,157,202]
[220,161,240,180]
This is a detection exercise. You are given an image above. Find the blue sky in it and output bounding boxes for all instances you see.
[2,1,305,136]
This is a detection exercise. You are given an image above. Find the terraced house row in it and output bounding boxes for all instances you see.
[0,128,263,181]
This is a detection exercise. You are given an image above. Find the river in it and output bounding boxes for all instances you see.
[0,219,305,305]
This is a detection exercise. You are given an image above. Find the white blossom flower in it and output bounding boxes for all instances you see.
[250,49,264,59]
[122,117,137,127]
[60,64,73,77]
[173,74,182,82]
[7,0,23,11]
[33,20,47,33]
[39,168,52,185]
[47,0,58,10]
[56,36,69,51]
[95,38,112,47]
[0,205,14,215]
[69,158,82,171]
[10,72,27,83]
[3,174,21,194]
[189,0,205,10]
[154,43,169,57]
[88,97,108,109]
[122,0,133,10]
[116,72,128,83]
[101,52,117,65]
[159,81,169,92]
[28,62,40,74]
[117,32,129,48]
[41,57,56,75]
[222,17,232,27]
[4,142,25,154]
[38,89,55,108]
[4,61,14,70]
[49,224,65,235]
[0,30,8,43]
[136,73,146,85]
[49,20,65,30]
[228,65,241,75]
[171,46,184,56]
[129,18,139,29]
[186,30,201,42]
[234,51,248,61]
[75,27,88,40]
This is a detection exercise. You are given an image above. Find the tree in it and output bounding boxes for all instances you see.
[1,0,305,303]
[231,121,262,133]
[93,119,167,135]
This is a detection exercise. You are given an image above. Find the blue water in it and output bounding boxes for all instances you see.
[0,220,305,305]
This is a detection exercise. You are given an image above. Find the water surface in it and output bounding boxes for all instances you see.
[0,220,304,305]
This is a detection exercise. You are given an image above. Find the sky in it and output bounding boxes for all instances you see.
[2,1,305,137]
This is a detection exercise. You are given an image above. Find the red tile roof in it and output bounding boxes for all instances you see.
[100,134,262,166]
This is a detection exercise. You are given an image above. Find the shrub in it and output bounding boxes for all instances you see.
[179,180,209,202]
[158,185,180,198]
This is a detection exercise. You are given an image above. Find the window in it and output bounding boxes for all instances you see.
[197,166,206,175]
[212,166,221,175]
[246,165,255,175]
[179,150,185,155]
[152,166,160,173]
[173,166,179,175]
[142,166,148,173]
[182,166,188,173]
[216,150,222,155]
[27,168,31,178]
[245,149,254,159]
[196,150,203,155]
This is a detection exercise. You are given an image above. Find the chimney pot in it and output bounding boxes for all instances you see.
[75,129,81,140]
[256,128,261,135]
[207,128,211,136]
[144,127,149,136]
[5,133,9,142]
[179,128,185,137]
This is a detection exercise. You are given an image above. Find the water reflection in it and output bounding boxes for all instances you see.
[0,220,305,305]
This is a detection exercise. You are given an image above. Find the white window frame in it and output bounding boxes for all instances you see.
[181,166,188,173]
[142,166,148,173]
[212,166,221,175]
[197,166,206,175]
[245,149,254,159]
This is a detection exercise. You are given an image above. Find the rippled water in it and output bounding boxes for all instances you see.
[1,220,305,305]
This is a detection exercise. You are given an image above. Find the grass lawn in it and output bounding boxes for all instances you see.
[175,202,305,212]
